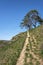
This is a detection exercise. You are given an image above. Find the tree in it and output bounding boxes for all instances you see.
[20,10,40,30]
[38,17,43,25]
[20,10,42,51]
[34,15,43,25]
[40,19,43,25]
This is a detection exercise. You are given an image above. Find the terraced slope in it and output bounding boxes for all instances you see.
[0,32,26,65]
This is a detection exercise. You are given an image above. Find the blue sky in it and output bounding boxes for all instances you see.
[0,0,43,40]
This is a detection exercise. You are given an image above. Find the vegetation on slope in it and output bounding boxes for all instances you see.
[0,25,43,65]
[24,25,43,65]
[0,32,26,65]
[30,25,43,58]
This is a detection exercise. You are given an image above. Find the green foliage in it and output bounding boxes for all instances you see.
[20,9,42,30]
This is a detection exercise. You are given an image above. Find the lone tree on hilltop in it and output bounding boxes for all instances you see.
[20,9,43,50]
[20,10,43,30]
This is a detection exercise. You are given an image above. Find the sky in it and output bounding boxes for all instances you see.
[0,0,43,40]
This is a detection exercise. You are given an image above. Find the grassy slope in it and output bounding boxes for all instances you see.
[0,32,27,65]
[30,25,43,58]
[0,25,43,65]
[24,25,43,65]
[15,25,43,65]
[30,25,43,43]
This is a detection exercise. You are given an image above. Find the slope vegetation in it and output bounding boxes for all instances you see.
[0,32,26,65]
[16,25,43,65]
[24,25,43,65]
[0,25,43,65]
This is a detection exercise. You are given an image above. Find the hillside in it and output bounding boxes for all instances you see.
[0,32,27,65]
[0,25,43,65]
[16,25,43,65]
[23,25,43,65]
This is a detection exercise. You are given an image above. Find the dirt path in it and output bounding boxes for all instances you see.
[16,31,30,65]
[16,32,43,65]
